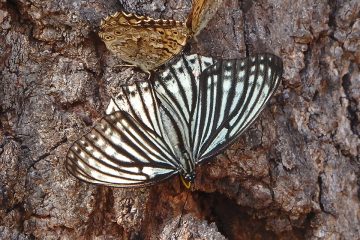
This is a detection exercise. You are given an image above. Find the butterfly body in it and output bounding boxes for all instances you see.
[66,53,283,187]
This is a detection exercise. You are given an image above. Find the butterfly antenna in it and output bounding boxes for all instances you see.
[113,64,137,69]
[146,70,152,81]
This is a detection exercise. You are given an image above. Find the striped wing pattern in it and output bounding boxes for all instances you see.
[195,54,282,161]
[154,55,215,163]
[66,81,179,187]
[66,53,283,187]
[156,53,282,164]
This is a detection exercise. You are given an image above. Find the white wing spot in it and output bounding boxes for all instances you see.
[238,70,245,79]
[163,69,170,75]
[120,120,129,128]
[224,70,232,77]
[174,61,183,69]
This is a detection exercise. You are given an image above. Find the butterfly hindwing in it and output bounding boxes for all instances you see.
[66,82,180,187]
[66,112,178,187]
[107,81,164,139]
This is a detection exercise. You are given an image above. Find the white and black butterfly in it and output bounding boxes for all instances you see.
[66,53,283,187]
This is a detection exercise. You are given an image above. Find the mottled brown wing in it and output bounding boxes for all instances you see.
[187,0,223,36]
[99,11,190,72]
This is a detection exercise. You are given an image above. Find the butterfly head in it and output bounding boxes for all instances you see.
[183,172,195,183]
[180,172,195,189]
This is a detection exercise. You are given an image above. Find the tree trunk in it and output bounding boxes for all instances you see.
[0,0,359,239]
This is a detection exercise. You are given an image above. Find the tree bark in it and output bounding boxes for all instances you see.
[0,0,359,239]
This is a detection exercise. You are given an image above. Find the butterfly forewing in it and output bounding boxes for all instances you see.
[195,53,283,161]
[154,55,216,157]
[187,0,224,36]
[99,11,190,72]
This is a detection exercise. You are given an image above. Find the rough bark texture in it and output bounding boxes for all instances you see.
[0,0,359,239]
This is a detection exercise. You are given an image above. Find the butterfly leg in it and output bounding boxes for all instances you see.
[113,64,137,69]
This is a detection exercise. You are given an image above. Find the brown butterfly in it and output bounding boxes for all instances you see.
[98,11,190,73]
[187,0,224,36]
[98,1,223,73]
